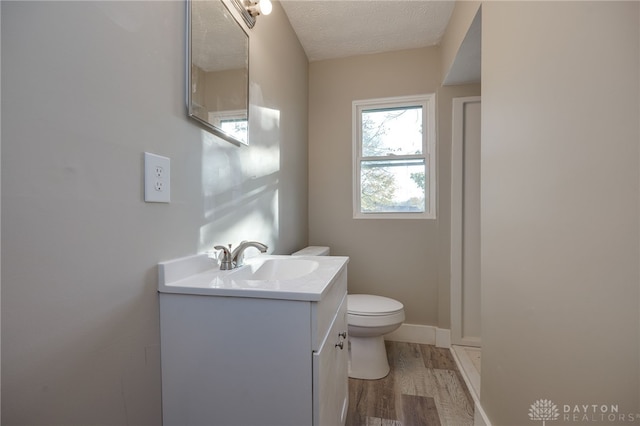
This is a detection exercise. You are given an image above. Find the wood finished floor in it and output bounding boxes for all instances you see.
[346,341,474,426]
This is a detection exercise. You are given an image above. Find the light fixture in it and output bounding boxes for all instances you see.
[231,0,271,29]
[247,0,272,17]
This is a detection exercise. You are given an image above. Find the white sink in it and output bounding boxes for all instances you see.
[158,254,349,301]
[229,258,320,281]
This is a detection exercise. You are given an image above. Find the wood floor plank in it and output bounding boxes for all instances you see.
[396,349,440,399]
[346,344,397,423]
[364,375,397,420]
[420,344,457,370]
[364,417,403,426]
[358,342,397,420]
[454,369,475,408]
[394,342,437,398]
[401,394,441,426]
[432,369,474,426]
[346,341,474,426]
[346,377,368,426]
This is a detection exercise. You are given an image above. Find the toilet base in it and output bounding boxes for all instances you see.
[348,335,390,380]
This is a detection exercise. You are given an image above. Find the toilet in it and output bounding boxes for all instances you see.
[347,294,404,379]
[291,246,405,380]
[291,246,331,256]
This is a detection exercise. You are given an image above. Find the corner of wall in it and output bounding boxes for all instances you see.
[439,1,481,84]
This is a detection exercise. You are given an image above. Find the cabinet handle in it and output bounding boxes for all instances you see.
[335,331,347,349]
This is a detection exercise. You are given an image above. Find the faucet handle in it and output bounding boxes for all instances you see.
[214,244,231,256]
[214,244,234,270]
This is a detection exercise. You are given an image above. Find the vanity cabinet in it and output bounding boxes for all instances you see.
[158,256,348,426]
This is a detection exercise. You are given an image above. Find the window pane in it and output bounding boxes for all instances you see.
[362,106,423,157]
[360,158,426,213]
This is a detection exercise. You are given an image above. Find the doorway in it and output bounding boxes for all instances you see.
[450,96,482,400]
[451,96,481,347]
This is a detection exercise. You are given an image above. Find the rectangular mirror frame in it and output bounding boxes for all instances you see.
[186,0,250,146]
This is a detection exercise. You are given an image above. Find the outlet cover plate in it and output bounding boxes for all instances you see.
[144,152,170,203]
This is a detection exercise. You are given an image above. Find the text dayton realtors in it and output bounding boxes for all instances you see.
[563,404,638,423]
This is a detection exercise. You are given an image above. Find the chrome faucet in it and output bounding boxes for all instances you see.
[214,241,268,270]
[232,241,268,268]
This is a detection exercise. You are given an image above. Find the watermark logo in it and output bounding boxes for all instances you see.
[529,399,560,426]
[529,399,640,423]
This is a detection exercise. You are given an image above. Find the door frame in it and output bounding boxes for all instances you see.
[451,96,482,347]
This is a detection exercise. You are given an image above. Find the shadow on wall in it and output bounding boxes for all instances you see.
[198,106,281,254]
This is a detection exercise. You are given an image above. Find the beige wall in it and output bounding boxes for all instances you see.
[1,1,308,424]
[309,48,479,326]
[205,68,247,112]
[481,2,639,424]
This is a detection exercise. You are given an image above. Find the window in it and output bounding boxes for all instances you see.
[353,94,436,219]
[209,110,248,144]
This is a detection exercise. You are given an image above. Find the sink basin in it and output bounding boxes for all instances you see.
[158,254,349,301]
[230,258,320,281]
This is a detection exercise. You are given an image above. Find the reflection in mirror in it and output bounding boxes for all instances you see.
[188,0,249,145]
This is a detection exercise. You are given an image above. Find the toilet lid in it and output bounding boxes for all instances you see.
[348,294,404,316]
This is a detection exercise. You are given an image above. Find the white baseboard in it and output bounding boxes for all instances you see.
[474,403,491,426]
[450,345,491,426]
[384,323,451,348]
[435,327,451,348]
[451,345,480,399]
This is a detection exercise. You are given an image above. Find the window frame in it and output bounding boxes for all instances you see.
[208,109,248,144]
[352,94,436,219]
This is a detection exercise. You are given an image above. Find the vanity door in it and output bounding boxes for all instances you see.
[313,294,348,426]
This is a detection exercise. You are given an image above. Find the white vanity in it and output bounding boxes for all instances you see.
[158,254,349,426]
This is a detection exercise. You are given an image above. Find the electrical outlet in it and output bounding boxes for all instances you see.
[144,152,170,203]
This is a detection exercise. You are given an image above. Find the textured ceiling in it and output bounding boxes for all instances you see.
[192,0,247,72]
[280,0,455,62]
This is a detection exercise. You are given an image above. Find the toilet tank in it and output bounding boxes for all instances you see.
[291,246,330,256]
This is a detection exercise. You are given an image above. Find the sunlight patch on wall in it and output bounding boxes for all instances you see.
[198,106,281,254]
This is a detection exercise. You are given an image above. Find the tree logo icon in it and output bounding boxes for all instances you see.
[529,399,560,425]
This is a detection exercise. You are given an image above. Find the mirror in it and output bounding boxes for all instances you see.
[188,0,249,145]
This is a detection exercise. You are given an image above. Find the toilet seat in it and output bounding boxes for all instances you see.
[348,294,404,316]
